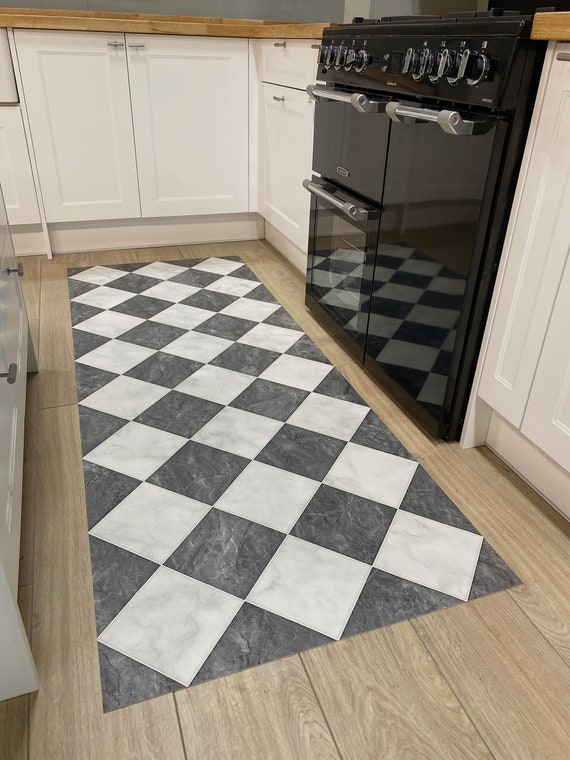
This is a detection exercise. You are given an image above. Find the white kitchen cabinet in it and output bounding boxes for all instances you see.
[258,38,318,90]
[126,34,249,217]
[0,106,41,225]
[0,184,38,701]
[14,29,141,223]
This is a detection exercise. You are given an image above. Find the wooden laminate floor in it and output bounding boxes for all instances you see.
[1,241,569,760]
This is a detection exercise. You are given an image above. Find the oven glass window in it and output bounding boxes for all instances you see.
[307,201,377,349]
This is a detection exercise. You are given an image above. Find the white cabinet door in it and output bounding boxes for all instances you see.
[127,34,249,217]
[477,43,570,428]
[260,82,314,251]
[14,30,140,223]
[257,39,318,90]
[0,107,41,225]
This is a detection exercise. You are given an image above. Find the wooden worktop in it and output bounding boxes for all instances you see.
[531,12,570,41]
[0,7,330,39]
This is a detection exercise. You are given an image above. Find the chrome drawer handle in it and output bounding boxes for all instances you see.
[274,41,287,48]
[128,43,146,50]
[0,363,17,384]
[307,85,382,114]
[556,52,570,62]
[272,95,285,102]
[302,179,373,222]
[107,41,124,49]
[6,263,23,276]
[386,101,476,135]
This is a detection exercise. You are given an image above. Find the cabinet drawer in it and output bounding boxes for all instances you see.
[258,39,318,89]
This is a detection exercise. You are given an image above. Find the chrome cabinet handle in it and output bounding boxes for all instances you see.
[107,41,124,49]
[302,179,373,222]
[385,101,476,135]
[128,43,146,49]
[272,95,285,102]
[274,41,286,48]
[556,52,570,61]
[307,85,383,114]
[0,363,17,384]
[6,262,23,276]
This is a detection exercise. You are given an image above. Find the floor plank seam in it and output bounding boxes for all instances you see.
[298,654,345,760]
[172,692,189,760]
[506,588,570,669]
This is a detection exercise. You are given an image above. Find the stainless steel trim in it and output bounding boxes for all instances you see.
[6,262,23,276]
[385,101,475,135]
[306,84,382,113]
[107,41,124,49]
[272,95,285,102]
[302,179,371,221]
[0,362,17,384]
[274,41,286,48]
[556,52,570,62]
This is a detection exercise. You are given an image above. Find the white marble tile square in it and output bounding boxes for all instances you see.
[134,261,189,280]
[406,304,460,329]
[310,269,348,288]
[73,311,144,339]
[324,442,417,507]
[441,330,457,352]
[90,483,210,564]
[161,331,232,364]
[377,340,439,373]
[430,276,465,296]
[237,323,302,353]
[84,421,187,481]
[373,282,424,304]
[215,461,318,533]
[142,281,200,303]
[287,393,368,441]
[76,339,154,374]
[176,364,254,405]
[329,248,362,264]
[80,376,169,420]
[98,567,242,686]
[150,303,212,330]
[219,298,280,322]
[399,258,442,277]
[374,510,483,601]
[361,313,402,339]
[417,373,447,406]
[319,288,359,310]
[377,244,414,259]
[71,286,133,309]
[259,354,332,392]
[247,536,370,639]
[192,408,283,459]
[204,275,259,297]
[191,258,244,275]
[69,266,126,286]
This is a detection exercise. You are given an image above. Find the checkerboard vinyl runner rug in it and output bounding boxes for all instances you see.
[68,255,520,711]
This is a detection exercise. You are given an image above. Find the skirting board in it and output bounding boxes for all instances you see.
[264,221,308,275]
[486,412,570,521]
[12,213,265,256]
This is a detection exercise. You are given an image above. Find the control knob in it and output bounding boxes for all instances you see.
[402,47,420,75]
[467,52,491,85]
[334,45,348,70]
[437,48,458,79]
[417,48,436,79]
[344,48,357,71]
[317,44,329,66]
[353,49,370,74]
[325,45,337,69]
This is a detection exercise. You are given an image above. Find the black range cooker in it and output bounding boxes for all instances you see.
[303,10,546,440]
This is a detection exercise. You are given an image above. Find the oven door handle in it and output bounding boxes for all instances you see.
[386,101,478,135]
[302,179,373,221]
[307,85,383,114]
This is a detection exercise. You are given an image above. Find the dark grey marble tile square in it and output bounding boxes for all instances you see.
[286,334,330,364]
[165,508,285,598]
[194,313,257,341]
[400,466,478,533]
[107,262,146,272]
[227,264,260,281]
[70,301,103,326]
[98,643,184,712]
[135,391,223,437]
[170,268,221,287]
[148,441,249,504]
[230,379,308,421]
[125,352,203,387]
[246,283,279,303]
[83,462,141,530]
[342,568,461,638]
[118,321,186,350]
[256,424,346,481]
[89,536,159,635]
[106,273,162,293]
[181,289,238,312]
[291,484,396,563]
[75,364,117,402]
[79,406,127,455]
[111,294,172,319]
[314,368,367,405]
[263,307,303,331]
[469,539,522,600]
[210,343,280,377]
[72,329,110,359]
[192,603,332,686]
[351,410,414,459]
[68,279,98,299]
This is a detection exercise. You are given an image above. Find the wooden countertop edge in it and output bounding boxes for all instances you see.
[530,12,570,41]
[0,9,331,39]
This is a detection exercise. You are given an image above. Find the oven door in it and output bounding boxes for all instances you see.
[304,177,381,358]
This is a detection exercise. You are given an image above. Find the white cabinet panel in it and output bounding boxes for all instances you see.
[15,30,140,223]
[257,39,317,90]
[260,82,313,251]
[127,34,249,217]
[0,29,18,104]
[0,107,41,225]
[478,43,570,428]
